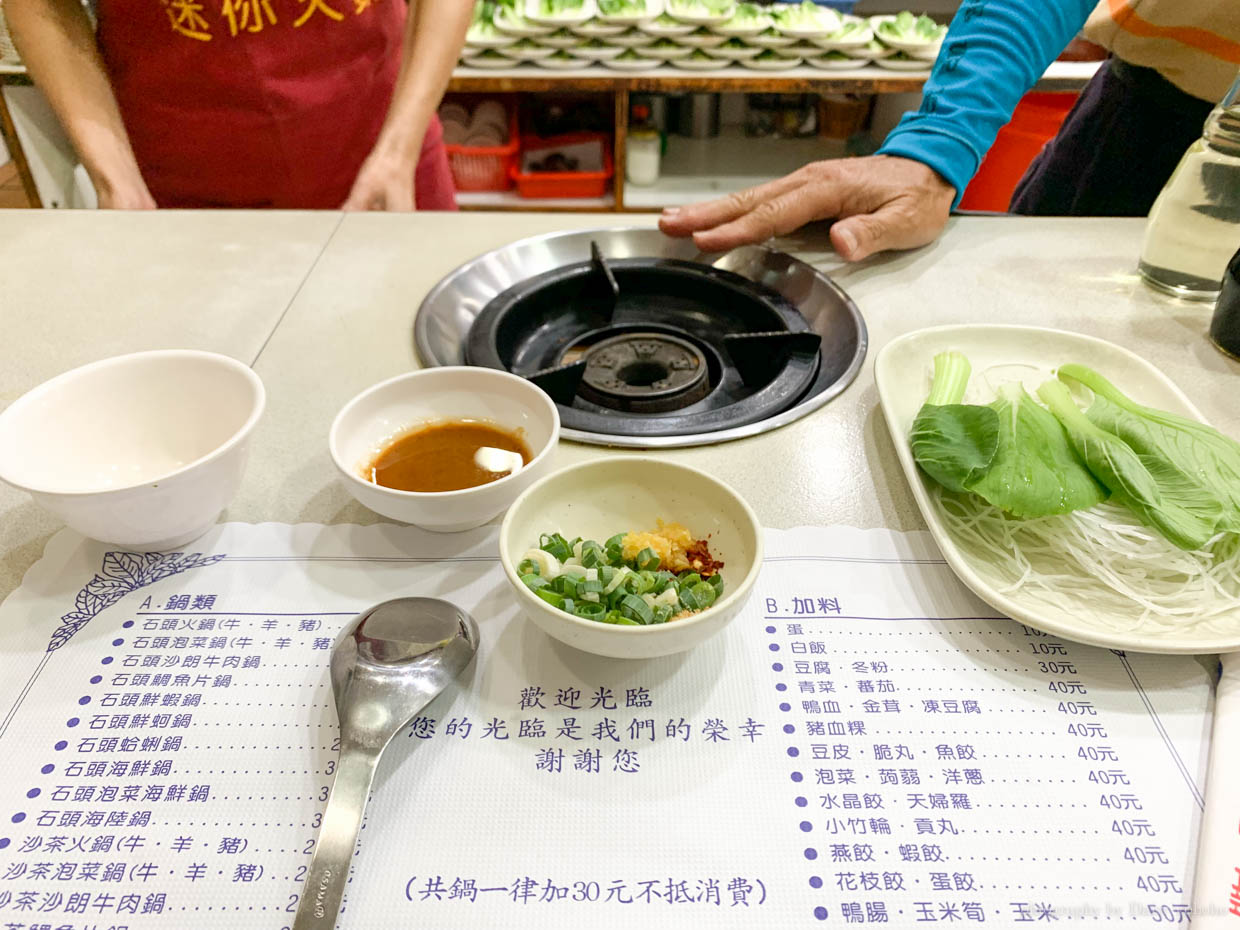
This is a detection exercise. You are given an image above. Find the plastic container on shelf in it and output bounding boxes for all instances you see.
[512,131,614,198]
[627,128,661,186]
[958,92,1076,212]
[443,110,521,192]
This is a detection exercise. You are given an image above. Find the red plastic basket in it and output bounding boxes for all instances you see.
[512,132,614,199]
[444,113,520,193]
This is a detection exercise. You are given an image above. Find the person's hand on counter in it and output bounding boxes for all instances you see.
[96,177,157,210]
[658,155,956,261]
[341,147,417,212]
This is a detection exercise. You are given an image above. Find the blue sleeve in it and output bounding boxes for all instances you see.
[875,0,1096,206]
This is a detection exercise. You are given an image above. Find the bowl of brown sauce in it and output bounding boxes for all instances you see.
[330,367,560,532]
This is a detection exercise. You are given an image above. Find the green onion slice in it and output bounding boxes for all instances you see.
[635,547,661,571]
[521,573,549,591]
[536,588,565,609]
[619,593,654,624]
[574,601,606,620]
[539,533,572,562]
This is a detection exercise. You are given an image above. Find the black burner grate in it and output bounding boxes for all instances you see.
[464,243,822,438]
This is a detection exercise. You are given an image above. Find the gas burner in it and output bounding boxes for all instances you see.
[414,228,867,448]
[576,332,709,413]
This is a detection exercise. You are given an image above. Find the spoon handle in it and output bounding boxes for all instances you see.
[292,739,380,930]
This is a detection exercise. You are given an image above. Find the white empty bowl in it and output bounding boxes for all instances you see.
[0,350,265,548]
[499,457,763,658]
[330,366,560,532]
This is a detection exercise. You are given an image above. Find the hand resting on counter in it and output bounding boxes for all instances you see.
[658,154,956,261]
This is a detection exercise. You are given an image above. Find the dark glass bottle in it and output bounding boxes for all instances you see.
[1209,245,1240,360]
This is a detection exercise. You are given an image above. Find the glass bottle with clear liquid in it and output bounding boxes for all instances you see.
[1139,70,1240,300]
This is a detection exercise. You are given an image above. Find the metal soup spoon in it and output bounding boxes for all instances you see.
[292,597,480,930]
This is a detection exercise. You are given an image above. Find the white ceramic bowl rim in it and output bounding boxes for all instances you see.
[500,456,764,636]
[0,349,266,498]
[329,366,561,500]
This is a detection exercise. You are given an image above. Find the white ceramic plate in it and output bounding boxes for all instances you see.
[875,324,1240,654]
[493,6,556,35]
[594,0,662,23]
[574,40,627,57]
[535,52,593,67]
[664,1,735,25]
[873,54,931,70]
[771,42,819,57]
[535,28,587,46]
[461,52,523,68]
[670,53,732,69]
[570,18,629,35]
[524,0,597,25]
[496,40,559,58]
[809,27,872,50]
[847,40,896,59]
[906,44,941,61]
[747,28,797,47]
[637,14,698,34]
[464,31,521,48]
[704,40,762,58]
[875,30,944,54]
[710,13,772,36]
[674,28,727,46]
[740,52,801,68]
[604,28,657,45]
[645,40,695,58]
[805,53,866,69]
[602,52,662,68]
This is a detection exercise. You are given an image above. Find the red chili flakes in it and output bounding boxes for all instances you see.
[685,538,724,578]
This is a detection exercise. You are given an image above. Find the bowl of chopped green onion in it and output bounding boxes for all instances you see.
[499,456,762,658]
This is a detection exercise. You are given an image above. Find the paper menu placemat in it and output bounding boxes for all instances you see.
[0,522,1213,928]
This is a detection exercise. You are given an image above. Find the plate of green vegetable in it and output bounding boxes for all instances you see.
[524,0,596,26]
[466,0,521,46]
[770,0,842,38]
[636,11,698,34]
[873,10,945,52]
[872,51,932,70]
[570,17,630,35]
[810,16,872,50]
[876,324,1240,653]
[595,0,661,24]
[805,50,867,69]
[665,0,736,27]
[709,2,772,36]
[493,1,556,35]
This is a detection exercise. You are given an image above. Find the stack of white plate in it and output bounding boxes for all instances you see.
[439,100,513,145]
[459,2,944,72]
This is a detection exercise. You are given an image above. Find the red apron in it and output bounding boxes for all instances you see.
[96,0,456,209]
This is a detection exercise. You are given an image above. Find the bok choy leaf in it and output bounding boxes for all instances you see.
[1058,364,1240,532]
[910,352,1105,518]
[1038,380,1225,550]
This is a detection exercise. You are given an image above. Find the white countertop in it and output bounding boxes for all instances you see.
[1,210,1237,598]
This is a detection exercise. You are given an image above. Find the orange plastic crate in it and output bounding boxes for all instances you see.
[512,132,613,199]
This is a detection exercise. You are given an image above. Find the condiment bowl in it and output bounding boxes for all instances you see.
[499,457,763,658]
[330,367,560,532]
[0,350,265,548]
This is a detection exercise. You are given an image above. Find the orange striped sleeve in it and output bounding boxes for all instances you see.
[1106,0,1240,63]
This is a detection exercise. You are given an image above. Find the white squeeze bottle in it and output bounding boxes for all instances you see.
[1138,69,1240,301]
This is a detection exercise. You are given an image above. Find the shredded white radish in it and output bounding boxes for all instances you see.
[931,485,1240,635]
